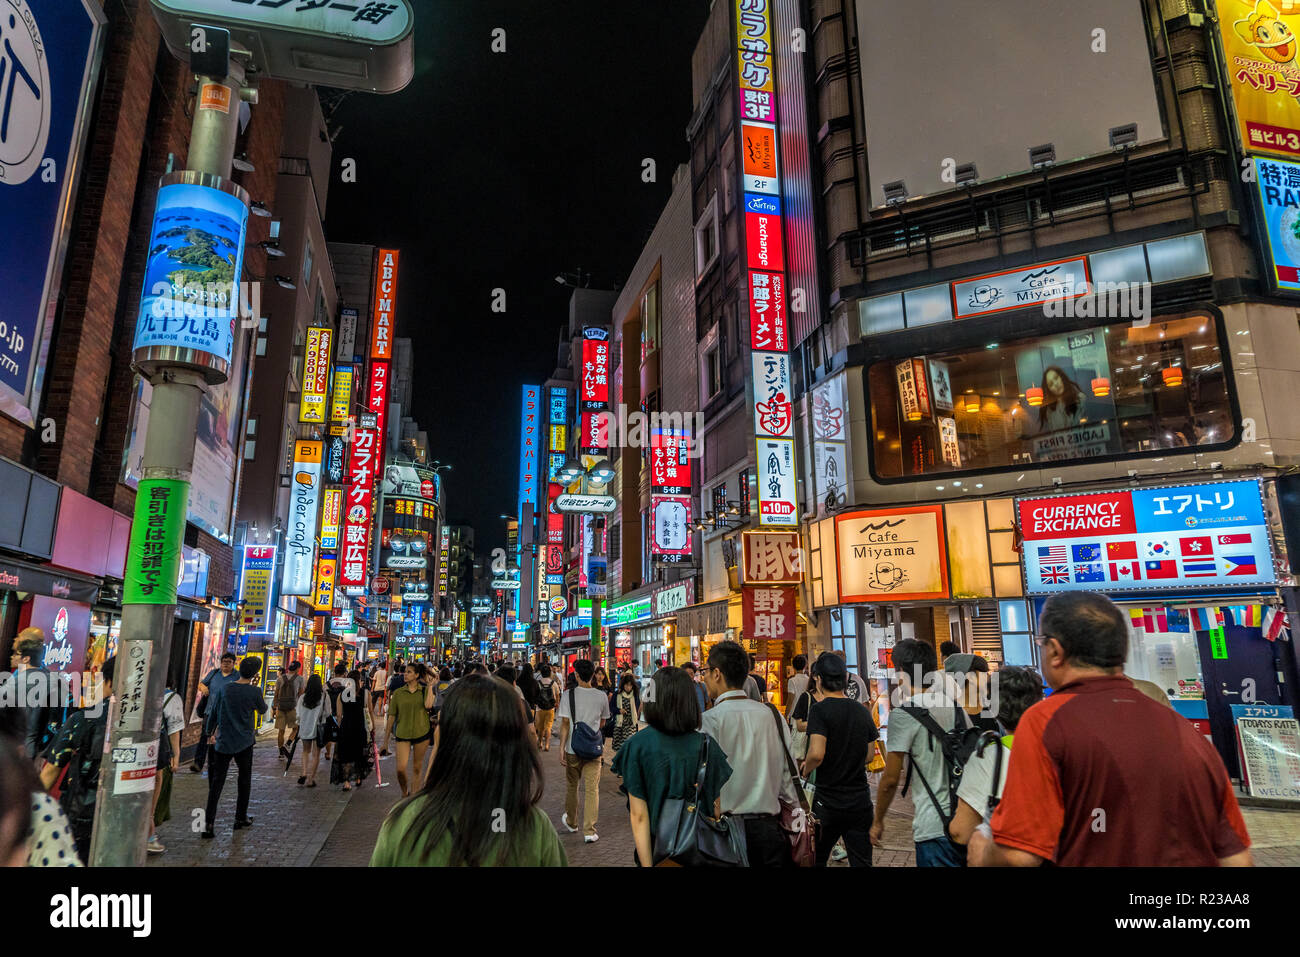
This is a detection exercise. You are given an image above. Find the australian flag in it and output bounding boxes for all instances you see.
[1073,563,1105,583]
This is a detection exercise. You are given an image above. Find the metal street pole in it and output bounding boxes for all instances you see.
[90,60,248,866]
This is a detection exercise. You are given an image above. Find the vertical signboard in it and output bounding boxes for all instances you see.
[581,329,610,404]
[812,374,850,513]
[340,428,377,591]
[1213,0,1300,158]
[737,0,797,527]
[319,487,342,550]
[1252,156,1300,293]
[337,306,359,364]
[300,327,332,423]
[330,366,354,428]
[650,427,693,560]
[368,361,390,453]
[743,584,797,640]
[239,545,276,633]
[282,440,324,595]
[313,556,337,612]
[370,248,399,361]
[519,385,541,523]
[0,0,105,428]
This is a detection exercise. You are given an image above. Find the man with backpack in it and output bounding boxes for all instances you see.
[39,655,115,863]
[869,638,974,867]
[557,658,609,843]
[534,663,559,751]
[271,661,304,758]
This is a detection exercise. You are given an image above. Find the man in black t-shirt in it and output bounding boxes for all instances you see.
[799,653,878,867]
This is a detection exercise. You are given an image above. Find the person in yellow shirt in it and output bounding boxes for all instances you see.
[382,662,435,796]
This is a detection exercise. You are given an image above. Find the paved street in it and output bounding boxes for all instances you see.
[148,730,1300,867]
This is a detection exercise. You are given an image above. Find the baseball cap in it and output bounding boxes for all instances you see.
[943,653,989,674]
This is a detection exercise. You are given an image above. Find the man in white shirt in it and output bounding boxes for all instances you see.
[786,654,809,717]
[557,658,610,843]
[701,640,798,867]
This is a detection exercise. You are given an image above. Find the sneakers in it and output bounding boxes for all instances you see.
[584,833,599,844]
[146,837,166,855]
[561,813,578,833]
[189,764,202,773]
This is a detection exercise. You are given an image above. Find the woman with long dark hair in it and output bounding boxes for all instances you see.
[295,674,328,787]
[330,666,371,790]
[1037,365,1085,433]
[369,674,566,866]
[517,662,540,710]
[611,672,641,753]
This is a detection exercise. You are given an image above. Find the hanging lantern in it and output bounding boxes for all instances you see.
[905,409,923,422]
[1091,377,1111,397]
[963,394,981,413]
[1025,387,1044,407]
[1162,366,1183,388]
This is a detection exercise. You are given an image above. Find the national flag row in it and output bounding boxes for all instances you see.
[1038,554,1258,585]
[1128,604,1290,641]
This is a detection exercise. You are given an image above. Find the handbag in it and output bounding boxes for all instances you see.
[652,733,748,867]
[767,703,816,867]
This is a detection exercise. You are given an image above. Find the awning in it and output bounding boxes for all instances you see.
[0,556,100,605]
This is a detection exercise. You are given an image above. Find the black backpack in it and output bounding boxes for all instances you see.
[59,710,107,827]
[899,704,983,832]
[535,678,555,710]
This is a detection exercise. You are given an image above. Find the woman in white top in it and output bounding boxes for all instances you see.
[295,674,329,787]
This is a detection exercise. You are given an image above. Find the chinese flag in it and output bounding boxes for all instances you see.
[1179,536,1213,557]
[1106,541,1138,561]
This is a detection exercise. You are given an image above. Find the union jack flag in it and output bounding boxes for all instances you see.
[1040,564,1070,584]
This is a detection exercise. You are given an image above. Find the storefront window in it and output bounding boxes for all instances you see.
[1128,626,1205,700]
[85,609,121,674]
[868,312,1234,480]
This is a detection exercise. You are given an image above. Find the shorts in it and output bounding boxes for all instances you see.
[275,708,298,730]
[395,731,431,744]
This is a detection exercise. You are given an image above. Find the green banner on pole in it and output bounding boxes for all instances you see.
[123,478,190,605]
[1209,626,1228,660]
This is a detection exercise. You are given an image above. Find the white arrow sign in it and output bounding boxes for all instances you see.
[555,494,618,513]
[492,579,522,590]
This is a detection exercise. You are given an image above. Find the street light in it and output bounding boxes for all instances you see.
[587,459,616,486]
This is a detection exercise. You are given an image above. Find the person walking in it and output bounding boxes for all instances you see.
[201,656,267,838]
[968,592,1252,867]
[518,662,540,711]
[870,639,968,867]
[799,653,878,867]
[948,666,1043,845]
[700,640,799,867]
[146,682,185,855]
[294,674,329,788]
[611,667,733,866]
[191,652,238,773]
[611,672,641,754]
[382,662,435,797]
[785,654,809,719]
[680,660,709,716]
[533,663,559,750]
[330,666,370,790]
[370,674,565,866]
[369,659,389,721]
[39,656,115,863]
[5,627,61,761]
[272,661,304,758]
[557,658,609,843]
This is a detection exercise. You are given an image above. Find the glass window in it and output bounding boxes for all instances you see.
[302,236,314,287]
[867,312,1234,480]
[1089,243,1148,285]
[860,294,905,337]
[903,284,953,327]
[1001,632,1036,667]
[999,600,1028,633]
[641,282,661,360]
[1147,233,1211,283]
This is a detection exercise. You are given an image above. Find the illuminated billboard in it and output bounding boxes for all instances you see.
[369,248,399,360]
[300,327,332,423]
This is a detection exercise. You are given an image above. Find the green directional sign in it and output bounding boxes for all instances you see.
[123,478,190,605]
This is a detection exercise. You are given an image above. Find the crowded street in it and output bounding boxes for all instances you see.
[5,0,1300,937]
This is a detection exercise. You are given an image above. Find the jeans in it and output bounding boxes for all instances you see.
[205,745,253,828]
[192,725,212,769]
[740,814,790,867]
[813,798,874,867]
[915,835,967,867]
[564,754,601,836]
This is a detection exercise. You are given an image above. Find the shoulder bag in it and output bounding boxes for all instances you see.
[568,687,604,760]
[652,733,748,867]
[767,703,816,867]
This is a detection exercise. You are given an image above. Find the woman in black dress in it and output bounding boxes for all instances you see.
[329,665,371,789]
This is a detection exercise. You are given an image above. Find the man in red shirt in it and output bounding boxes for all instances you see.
[969,591,1252,867]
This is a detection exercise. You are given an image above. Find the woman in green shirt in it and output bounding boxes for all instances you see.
[370,674,566,867]
[611,667,732,867]
[382,662,435,797]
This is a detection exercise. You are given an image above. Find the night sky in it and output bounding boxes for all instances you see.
[326,1,710,554]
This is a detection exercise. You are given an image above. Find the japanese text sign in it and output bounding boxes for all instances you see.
[743,584,797,641]
[742,531,803,584]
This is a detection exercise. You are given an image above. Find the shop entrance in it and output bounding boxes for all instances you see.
[1195,625,1292,778]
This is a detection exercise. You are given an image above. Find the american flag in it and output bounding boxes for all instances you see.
[1038,545,1068,563]
[1040,564,1069,584]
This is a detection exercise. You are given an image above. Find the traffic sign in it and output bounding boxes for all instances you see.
[555,493,617,514]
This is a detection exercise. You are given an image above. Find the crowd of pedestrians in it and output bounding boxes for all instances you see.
[0,589,1260,868]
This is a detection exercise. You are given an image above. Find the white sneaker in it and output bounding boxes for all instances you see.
[561,813,578,833]
[146,837,166,855]
[584,833,599,844]
[830,843,848,861]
